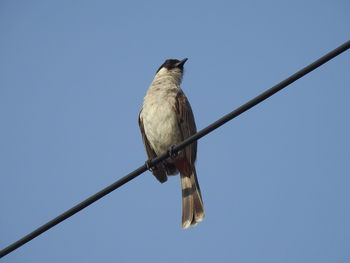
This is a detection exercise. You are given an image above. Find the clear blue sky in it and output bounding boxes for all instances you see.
[1,1,349,262]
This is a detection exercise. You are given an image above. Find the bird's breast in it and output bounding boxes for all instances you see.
[141,88,182,155]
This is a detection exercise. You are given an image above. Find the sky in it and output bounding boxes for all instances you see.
[1,0,349,262]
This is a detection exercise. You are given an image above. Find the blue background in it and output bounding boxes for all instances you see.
[1,1,349,262]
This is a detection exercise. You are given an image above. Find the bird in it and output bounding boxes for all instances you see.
[138,58,205,229]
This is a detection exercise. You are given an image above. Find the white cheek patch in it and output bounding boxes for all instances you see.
[157,67,169,76]
[156,68,182,84]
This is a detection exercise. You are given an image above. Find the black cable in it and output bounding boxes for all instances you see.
[1,40,349,258]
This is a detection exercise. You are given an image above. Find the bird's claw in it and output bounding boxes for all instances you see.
[145,159,153,171]
[168,145,178,159]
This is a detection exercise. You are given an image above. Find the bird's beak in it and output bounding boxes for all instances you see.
[176,58,188,67]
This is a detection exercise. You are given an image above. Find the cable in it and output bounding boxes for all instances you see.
[1,40,349,258]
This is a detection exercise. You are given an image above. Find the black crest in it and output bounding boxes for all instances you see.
[156,58,187,73]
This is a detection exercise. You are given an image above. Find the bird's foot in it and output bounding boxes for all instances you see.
[168,145,178,159]
[145,159,153,171]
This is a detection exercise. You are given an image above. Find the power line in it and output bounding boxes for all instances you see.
[1,40,349,258]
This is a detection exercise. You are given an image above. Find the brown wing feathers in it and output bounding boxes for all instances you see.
[138,111,168,183]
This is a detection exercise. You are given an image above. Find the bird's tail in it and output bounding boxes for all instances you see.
[180,166,205,229]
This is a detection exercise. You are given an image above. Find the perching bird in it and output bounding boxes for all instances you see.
[138,58,205,229]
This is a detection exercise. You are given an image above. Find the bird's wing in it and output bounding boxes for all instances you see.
[174,90,197,164]
[138,110,168,183]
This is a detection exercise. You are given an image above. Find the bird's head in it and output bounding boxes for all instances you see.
[155,58,188,84]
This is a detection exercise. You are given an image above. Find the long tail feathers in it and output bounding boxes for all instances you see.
[191,168,205,224]
[180,167,205,229]
[181,174,194,229]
